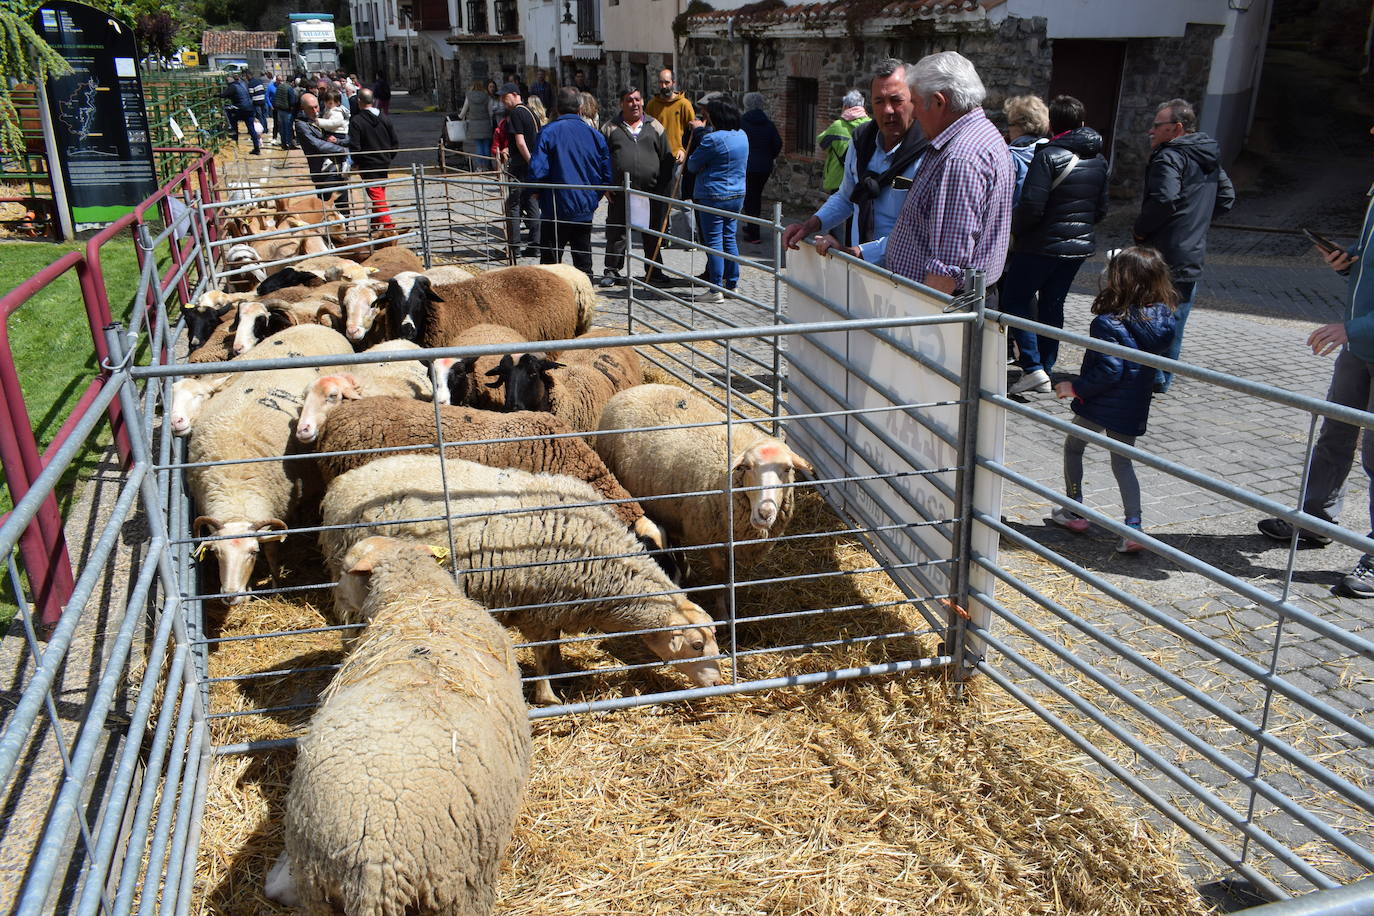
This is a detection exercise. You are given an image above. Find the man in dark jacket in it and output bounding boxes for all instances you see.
[248,73,268,142]
[273,76,297,149]
[221,75,261,155]
[1134,97,1236,391]
[599,86,674,287]
[500,82,541,257]
[528,87,612,276]
[1004,95,1111,395]
[349,88,400,230]
[740,92,782,243]
[295,91,351,215]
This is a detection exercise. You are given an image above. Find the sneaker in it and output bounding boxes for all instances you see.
[248,149,262,156]
[521,246,541,258]
[1257,516,1332,547]
[1049,507,1090,533]
[1116,523,1146,554]
[693,289,724,304]
[1009,368,1051,395]
[1339,555,1374,598]
[599,271,620,288]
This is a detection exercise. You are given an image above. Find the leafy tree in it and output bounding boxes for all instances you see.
[0,6,74,153]
[135,9,176,64]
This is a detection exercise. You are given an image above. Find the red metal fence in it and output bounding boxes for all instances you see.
[0,147,221,626]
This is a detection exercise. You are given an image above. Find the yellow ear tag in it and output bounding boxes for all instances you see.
[428,545,450,564]
[193,542,208,561]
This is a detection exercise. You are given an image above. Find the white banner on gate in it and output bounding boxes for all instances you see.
[784,247,1004,654]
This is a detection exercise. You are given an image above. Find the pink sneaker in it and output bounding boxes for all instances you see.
[1117,525,1146,554]
[1049,507,1090,533]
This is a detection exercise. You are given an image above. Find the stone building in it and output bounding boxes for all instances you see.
[679,0,1271,211]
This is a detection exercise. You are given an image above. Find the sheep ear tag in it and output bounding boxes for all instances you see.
[427,544,450,564]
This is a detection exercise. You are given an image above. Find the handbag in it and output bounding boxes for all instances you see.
[444,116,467,143]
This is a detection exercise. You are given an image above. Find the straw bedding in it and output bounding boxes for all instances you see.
[191,482,1209,915]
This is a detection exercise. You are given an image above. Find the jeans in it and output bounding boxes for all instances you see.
[999,251,1086,375]
[254,103,270,137]
[228,108,260,150]
[471,138,492,160]
[698,195,743,289]
[742,170,770,241]
[1299,347,1374,544]
[1064,415,1142,524]
[275,110,295,147]
[539,218,594,275]
[1155,279,1197,391]
[505,183,540,251]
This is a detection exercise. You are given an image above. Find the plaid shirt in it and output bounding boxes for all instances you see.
[886,108,1014,289]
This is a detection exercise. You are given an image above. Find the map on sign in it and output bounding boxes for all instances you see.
[58,77,115,157]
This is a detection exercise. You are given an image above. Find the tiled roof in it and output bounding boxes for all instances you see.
[684,0,991,27]
[201,30,283,55]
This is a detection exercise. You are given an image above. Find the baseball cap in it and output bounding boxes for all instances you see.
[500,82,520,96]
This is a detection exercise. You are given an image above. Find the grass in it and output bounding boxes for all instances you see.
[0,235,158,624]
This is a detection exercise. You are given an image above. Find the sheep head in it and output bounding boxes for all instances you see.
[296,374,363,443]
[232,300,296,355]
[335,536,445,623]
[641,597,721,688]
[429,356,479,406]
[193,516,288,605]
[169,375,229,437]
[385,272,442,343]
[255,267,317,296]
[490,352,562,412]
[182,302,234,352]
[731,439,814,533]
[341,278,389,341]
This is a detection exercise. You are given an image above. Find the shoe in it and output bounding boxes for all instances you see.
[1049,507,1090,533]
[1339,555,1374,598]
[249,149,262,156]
[693,289,724,304]
[599,271,620,288]
[521,246,540,257]
[1152,382,1166,394]
[1257,517,1332,547]
[1009,368,1051,395]
[1116,523,1146,554]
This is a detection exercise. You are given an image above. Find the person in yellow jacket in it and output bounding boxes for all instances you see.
[817,90,871,193]
[646,68,696,163]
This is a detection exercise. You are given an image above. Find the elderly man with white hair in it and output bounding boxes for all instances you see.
[886,51,1014,294]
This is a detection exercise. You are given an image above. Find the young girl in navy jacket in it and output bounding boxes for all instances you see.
[1050,246,1178,552]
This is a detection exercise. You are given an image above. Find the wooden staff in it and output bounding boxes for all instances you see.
[644,129,699,284]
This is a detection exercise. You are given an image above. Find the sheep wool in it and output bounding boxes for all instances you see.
[534,329,642,432]
[418,266,593,347]
[319,455,721,703]
[280,536,530,916]
[310,396,652,536]
[360,245,425,281]
[437,323,528,410]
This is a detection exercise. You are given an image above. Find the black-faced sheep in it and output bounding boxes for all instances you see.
[293,341,431,444]
[187,325,353,603]
[180,290,248,354]
[266,536,531,916]
[230,297,344,355]
[383,264,594,348]
[431,323,528,410]
[318,455,722,704]
[339,265,473,344]
[595,384,814,583]
[487,330,642,433]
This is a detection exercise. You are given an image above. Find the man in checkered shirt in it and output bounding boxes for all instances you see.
[886,52,1014,294]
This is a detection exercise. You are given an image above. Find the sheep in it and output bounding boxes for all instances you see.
[340,264,474,344]
[257,279,350,306]
[265,536,530,916]
[187,325,354,602]
[430,323,528,410]
[230,297,343,355]
[319,455,722,704]
[360,245,425,280]
[487,330,642,432]
[223,243,267,291]
[168,374,230,437]
[383,265,593,349]
[180,290,251,353]
[595,384,814,583]
[257,254,370,296]
[294,342,431,444]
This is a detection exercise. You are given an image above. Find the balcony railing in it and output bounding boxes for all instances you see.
[576,0,599,42]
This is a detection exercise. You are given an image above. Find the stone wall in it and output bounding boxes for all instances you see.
[599,50,677,122]
[448,40,527,111]
[682,16,1051,213]
[1111,22,1225,197]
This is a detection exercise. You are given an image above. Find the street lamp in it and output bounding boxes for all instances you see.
[562,0,574,25]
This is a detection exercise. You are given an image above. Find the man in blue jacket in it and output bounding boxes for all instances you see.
[528,87,612,277]
[1258,126,1374,597]
[221,75,261,155]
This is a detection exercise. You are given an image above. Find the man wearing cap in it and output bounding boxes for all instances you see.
[501,81,542,257]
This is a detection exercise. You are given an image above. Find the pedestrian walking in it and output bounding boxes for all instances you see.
[1257,124,1374,597]
[685,97,748,303]
[740,92,782,244]
[600,85,674,287]
[781,58,926,270]
[817,89,871,195]
[499,82,542,257]
[272,75,296,149]
[372,73,391,114]
[1133,97,1235,392]
[1003,95,1111,395]
[349,87,400,231]
[527,87,612,276]
[248,72,269,138]
[530,68,555,111]
[458,80,494,160]
[1049,246,1178,553]
[886,51,1013,292]
[221,75,261,155]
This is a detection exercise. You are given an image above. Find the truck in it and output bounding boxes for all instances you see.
[288,13,340,74]
[244,47,296,79]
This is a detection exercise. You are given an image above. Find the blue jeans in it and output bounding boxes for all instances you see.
[999,251,1085,375]
[1156,279,1197,391]
[471,138,492,159]
[275,110,295,147]
[698,195,743,289]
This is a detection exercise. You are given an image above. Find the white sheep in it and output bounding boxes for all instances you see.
[319,455,722,704]
[266,536,531,916]
[294,341,432,444]
[168,374,230,437]
[595,384,813,581]
[231,296,343,355]
[188,325,354,603]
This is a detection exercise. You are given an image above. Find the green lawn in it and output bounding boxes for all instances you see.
[1,235,159,623]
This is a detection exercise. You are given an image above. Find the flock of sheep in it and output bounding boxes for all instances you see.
[174,194,814,913]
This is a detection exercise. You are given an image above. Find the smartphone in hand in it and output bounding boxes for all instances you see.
[1302,228,1342,254]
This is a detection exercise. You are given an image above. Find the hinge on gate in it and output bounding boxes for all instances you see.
[942,289,982,313]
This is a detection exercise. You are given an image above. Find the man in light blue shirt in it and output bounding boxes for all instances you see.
[781,58,927,269]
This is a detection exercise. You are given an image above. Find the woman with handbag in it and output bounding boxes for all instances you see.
[459,80,494,162]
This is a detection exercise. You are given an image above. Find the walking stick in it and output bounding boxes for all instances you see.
[645,130,698,284]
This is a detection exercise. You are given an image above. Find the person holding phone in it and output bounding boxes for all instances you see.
[1257,124,1374,598]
